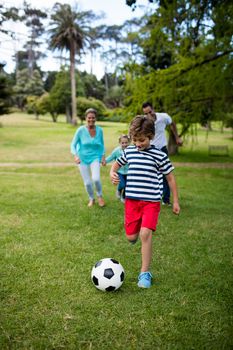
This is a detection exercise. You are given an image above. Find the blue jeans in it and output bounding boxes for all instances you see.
[118,173,127,198]
[161,146,170,204]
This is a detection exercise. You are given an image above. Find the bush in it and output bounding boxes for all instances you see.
[26,94,50,117]
[105,108,130,122]
[76,97,107,121]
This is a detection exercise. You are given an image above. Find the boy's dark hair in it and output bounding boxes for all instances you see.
[118,134,130,143]
[85,108,97,116]
[129,115,155,140]
[142,102,153,109]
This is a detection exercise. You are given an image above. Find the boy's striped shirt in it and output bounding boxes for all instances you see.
[116,145,174,202]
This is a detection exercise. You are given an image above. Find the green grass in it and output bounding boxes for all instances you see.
[0,113,128,163]
[0,112,232,164]
[0,113,233,349]
[172,127,233,163]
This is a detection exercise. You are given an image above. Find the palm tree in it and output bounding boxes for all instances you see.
[99,24,124,86]
[88,27,101,75]
[48,3,96,124]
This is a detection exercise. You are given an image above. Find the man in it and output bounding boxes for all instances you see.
[142,102,182,205]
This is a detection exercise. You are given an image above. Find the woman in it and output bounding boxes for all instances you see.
[71,108,106,207]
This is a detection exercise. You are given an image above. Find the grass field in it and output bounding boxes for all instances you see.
[0,113,233,349]
[0,112,232,164]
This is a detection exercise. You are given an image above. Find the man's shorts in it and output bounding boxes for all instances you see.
[124,199,161,236]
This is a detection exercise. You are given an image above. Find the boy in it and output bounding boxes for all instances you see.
[110,115,180,288]
[142,102,182,205]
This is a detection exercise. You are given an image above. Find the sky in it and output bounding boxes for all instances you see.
[1,0,154,79]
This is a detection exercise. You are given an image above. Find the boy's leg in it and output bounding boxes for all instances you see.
[124,199,140,243]
[127,233,139,244]
[139,227,153,272]
[137,201,160,288]
[137,227,153,288]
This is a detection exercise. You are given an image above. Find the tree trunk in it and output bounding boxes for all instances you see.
[206,120,212,131]
[70,43,77,125]
[168,130,179,155]
[90,47,93,75]
[65,105,72,124]
[51,112,58,122]
[221,120,224,133]
[104,66,109,94]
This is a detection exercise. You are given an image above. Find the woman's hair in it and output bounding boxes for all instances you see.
[129,115,155,140]
[85,108,97,117]
[118,134,130,143]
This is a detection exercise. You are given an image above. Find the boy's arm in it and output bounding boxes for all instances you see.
[165,172,180,215]
[110,161,121,184]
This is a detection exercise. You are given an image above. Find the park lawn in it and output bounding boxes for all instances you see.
[171,125,233,163]
[0,165,233,349]
[0,112,233,164]
[0,113,233,349]
[0,113,128,163]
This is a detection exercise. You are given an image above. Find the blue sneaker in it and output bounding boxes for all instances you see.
[137,272,152,288]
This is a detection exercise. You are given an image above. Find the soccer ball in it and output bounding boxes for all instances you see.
[91,258,125,292]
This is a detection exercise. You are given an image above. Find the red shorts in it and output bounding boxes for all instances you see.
[124,199,161,236]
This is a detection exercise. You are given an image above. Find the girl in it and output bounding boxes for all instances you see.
[106,135,130,203]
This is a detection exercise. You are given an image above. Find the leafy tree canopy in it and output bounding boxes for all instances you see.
[14,68,44,109]
[124,0,233,137]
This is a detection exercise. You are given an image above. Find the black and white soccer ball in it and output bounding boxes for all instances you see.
[91,258,125,292]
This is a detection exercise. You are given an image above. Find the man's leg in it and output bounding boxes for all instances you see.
[163,174,171,204]
[161,146,170,204]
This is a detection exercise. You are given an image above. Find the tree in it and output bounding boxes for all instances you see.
[22,2,47,77]
[48,68,85,123]
[80,71,105,100]
[0,72,12,115]
[0,4,20,35]
[88,27,102,75]
[124,0,233,154]
[97,24,129,90]
[48,68,72,123]
[14,68,44,110]
[43,71,57,92]
[121,18,143,60]
[76,96,107,122]
[48,3,97,125]
[104,85,124,108]
[126,0,154,9]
